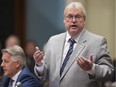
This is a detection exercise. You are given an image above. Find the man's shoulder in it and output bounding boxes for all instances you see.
[85,30,105,39]
[17,67,40,86]
[50,32,66,40]
[19,67,39,80]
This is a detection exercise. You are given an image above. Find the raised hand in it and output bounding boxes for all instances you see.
[33,47,44,66]
[77,55,93,71]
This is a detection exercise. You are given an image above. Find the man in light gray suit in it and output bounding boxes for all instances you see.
[33,1,114,87]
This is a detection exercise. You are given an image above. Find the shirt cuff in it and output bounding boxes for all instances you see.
[87,63,95,75]
[35,60,44,72]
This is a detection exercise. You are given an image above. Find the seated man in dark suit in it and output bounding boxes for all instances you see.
[1,45,40,87]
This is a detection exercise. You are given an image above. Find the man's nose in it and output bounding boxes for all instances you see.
[72,17,77,22]
[1,62,4,67]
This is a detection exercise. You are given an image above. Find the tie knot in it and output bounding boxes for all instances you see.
[8,79,14,87]
[68,38,75,44]
[11,79,14,82]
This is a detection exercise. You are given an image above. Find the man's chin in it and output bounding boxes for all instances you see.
[69,32,78,37]
[69,29,78,33]
[4,73,7,76]
[4,72,8,76]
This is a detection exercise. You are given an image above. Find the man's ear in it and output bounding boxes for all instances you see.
[63,20,65,24]
[16,60,21,68]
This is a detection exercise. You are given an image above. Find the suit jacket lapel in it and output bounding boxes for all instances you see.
[60,30,88,80]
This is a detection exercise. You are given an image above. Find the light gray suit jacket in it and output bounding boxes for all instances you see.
[38,29,114,87]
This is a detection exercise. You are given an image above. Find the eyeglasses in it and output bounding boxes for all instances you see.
[65,15,84,21]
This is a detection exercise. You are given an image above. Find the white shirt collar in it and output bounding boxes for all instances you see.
[66,29,85,43]
[12,70,22,83]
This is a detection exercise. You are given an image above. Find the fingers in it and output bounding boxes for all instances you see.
[34,51,43,60]
[77,56,89,65]
[35,46,40,51]
[77,55,93,71]
[34,46,42,58]
[77,56,89,69]
[90,54,93,62]
[33,46,44,65]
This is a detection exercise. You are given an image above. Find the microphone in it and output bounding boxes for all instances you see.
[15,82,22,87]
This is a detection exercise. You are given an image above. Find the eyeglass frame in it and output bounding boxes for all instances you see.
[64,14,85,21]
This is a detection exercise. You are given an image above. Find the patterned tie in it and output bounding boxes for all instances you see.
[60,38,75,76]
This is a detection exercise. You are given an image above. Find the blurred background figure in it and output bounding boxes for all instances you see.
[5,35,21,48]
[24,40,37,74]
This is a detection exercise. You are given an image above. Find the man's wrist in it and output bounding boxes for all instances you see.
[36,62,43,67]
[36,60,44,67]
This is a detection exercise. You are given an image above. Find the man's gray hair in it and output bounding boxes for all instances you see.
[64,1,86,19]
[2,45,26,67]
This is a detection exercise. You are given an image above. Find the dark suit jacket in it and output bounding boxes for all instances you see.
[1,66,40,87]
